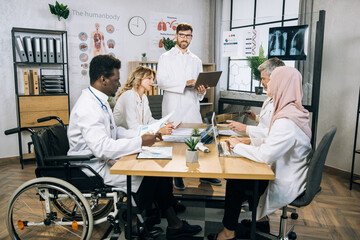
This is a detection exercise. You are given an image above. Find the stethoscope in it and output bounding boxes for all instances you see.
[88,87,114,130]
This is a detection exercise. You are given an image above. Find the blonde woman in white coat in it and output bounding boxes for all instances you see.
[113,66,173,135]
[208,66,312,240]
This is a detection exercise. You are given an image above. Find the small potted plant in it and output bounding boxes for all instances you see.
[141,53,147,62]
[246,45,267,95]
[191,128,201,143]
[49,1,69,21]
[185,138,199,163]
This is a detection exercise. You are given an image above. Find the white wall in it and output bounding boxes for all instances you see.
[0,0,211,158]
[313,0,360,173]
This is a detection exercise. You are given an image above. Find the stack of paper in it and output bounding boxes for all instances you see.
[138,111,174,136]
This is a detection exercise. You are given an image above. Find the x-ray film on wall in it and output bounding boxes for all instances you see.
[268,25,308,60]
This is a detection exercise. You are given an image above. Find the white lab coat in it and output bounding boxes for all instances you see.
[113,89,155,130]
[233,118,312,219]
[246,97,273,139]
[67,87,144,192]
[157,46,204,123]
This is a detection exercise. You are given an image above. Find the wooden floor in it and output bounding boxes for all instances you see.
[1,158,360,240]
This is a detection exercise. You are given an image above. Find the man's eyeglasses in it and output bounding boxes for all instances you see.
[178,33,193,39]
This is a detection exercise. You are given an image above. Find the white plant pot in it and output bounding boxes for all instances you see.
[190,136,201,143]
[142,57,147,62]
[186,149,199,163]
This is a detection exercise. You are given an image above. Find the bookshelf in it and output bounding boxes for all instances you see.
[128,61,215,118]
[11,27,69,168]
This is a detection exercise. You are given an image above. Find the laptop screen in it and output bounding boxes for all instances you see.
[211,112,221,154]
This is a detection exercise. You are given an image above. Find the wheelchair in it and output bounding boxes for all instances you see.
[5,116,155,240]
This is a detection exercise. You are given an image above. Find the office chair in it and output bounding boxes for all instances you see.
[148,95,163,119]
[257,126,337,240]
[5,116,155,240]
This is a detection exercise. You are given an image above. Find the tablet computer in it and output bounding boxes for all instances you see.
[186,71,222,89]
[195,71,222,88]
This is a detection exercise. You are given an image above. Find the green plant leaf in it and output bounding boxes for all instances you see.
[63,9,69,19]
[49,4,56,14]
[55,2,61,14]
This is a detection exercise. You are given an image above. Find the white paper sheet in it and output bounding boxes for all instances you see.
[138,111,174,136]
[137,147,173,159]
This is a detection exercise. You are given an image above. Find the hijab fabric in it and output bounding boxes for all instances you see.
[269,66,312,139]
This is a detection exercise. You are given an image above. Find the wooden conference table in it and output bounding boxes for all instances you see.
[110,123,274,239]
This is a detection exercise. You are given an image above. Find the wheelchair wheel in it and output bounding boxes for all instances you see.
[53,197,113,220]
[6,177,93,240]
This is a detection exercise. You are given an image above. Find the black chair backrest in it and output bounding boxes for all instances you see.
[291,126,337,207]
[31,123,69,166]
[31,123,106,191]
[148,95,163,119]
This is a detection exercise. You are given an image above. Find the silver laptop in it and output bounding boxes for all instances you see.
[211,112,241,157]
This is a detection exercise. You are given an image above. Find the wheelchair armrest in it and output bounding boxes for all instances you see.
[5,127,35,135]
[45,154,94,162]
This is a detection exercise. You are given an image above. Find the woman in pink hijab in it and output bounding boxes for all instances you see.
[208,66,312,240]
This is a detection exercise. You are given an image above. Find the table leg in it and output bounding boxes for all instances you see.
[251,180,259,240]
[127,175,132,240]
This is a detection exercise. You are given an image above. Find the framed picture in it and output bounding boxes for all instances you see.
[268,24,309,60]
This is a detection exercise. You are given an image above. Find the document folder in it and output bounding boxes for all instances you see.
[23,36,34,62]
[40,74,65,93]
[30,70,40,95]
[40,38,48,63]
[22,70,30,95]
[47,38,55,63]
[55,38,63,63]
[32,37,41,63]
[15,36,28,62]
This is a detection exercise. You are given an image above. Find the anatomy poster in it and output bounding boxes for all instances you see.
[149,12,192,51]
[67,8,123,81]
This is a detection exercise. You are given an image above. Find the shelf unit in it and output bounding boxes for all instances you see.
[350,87,360,189]
[11,27,70,168]
[128,61,215,118]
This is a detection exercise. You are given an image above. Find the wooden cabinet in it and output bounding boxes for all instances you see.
[128,61,215,118]
[11,27,69,168]
[18,96,69,127]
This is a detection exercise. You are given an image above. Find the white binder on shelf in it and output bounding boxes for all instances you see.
[47,38,55,63]
[15,36,28,62]
[23,36,34,62]
[40,37,48,63]
[32,37,41,63]
[55,38,63,63]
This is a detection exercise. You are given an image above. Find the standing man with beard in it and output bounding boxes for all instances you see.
[157,23,221,190]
